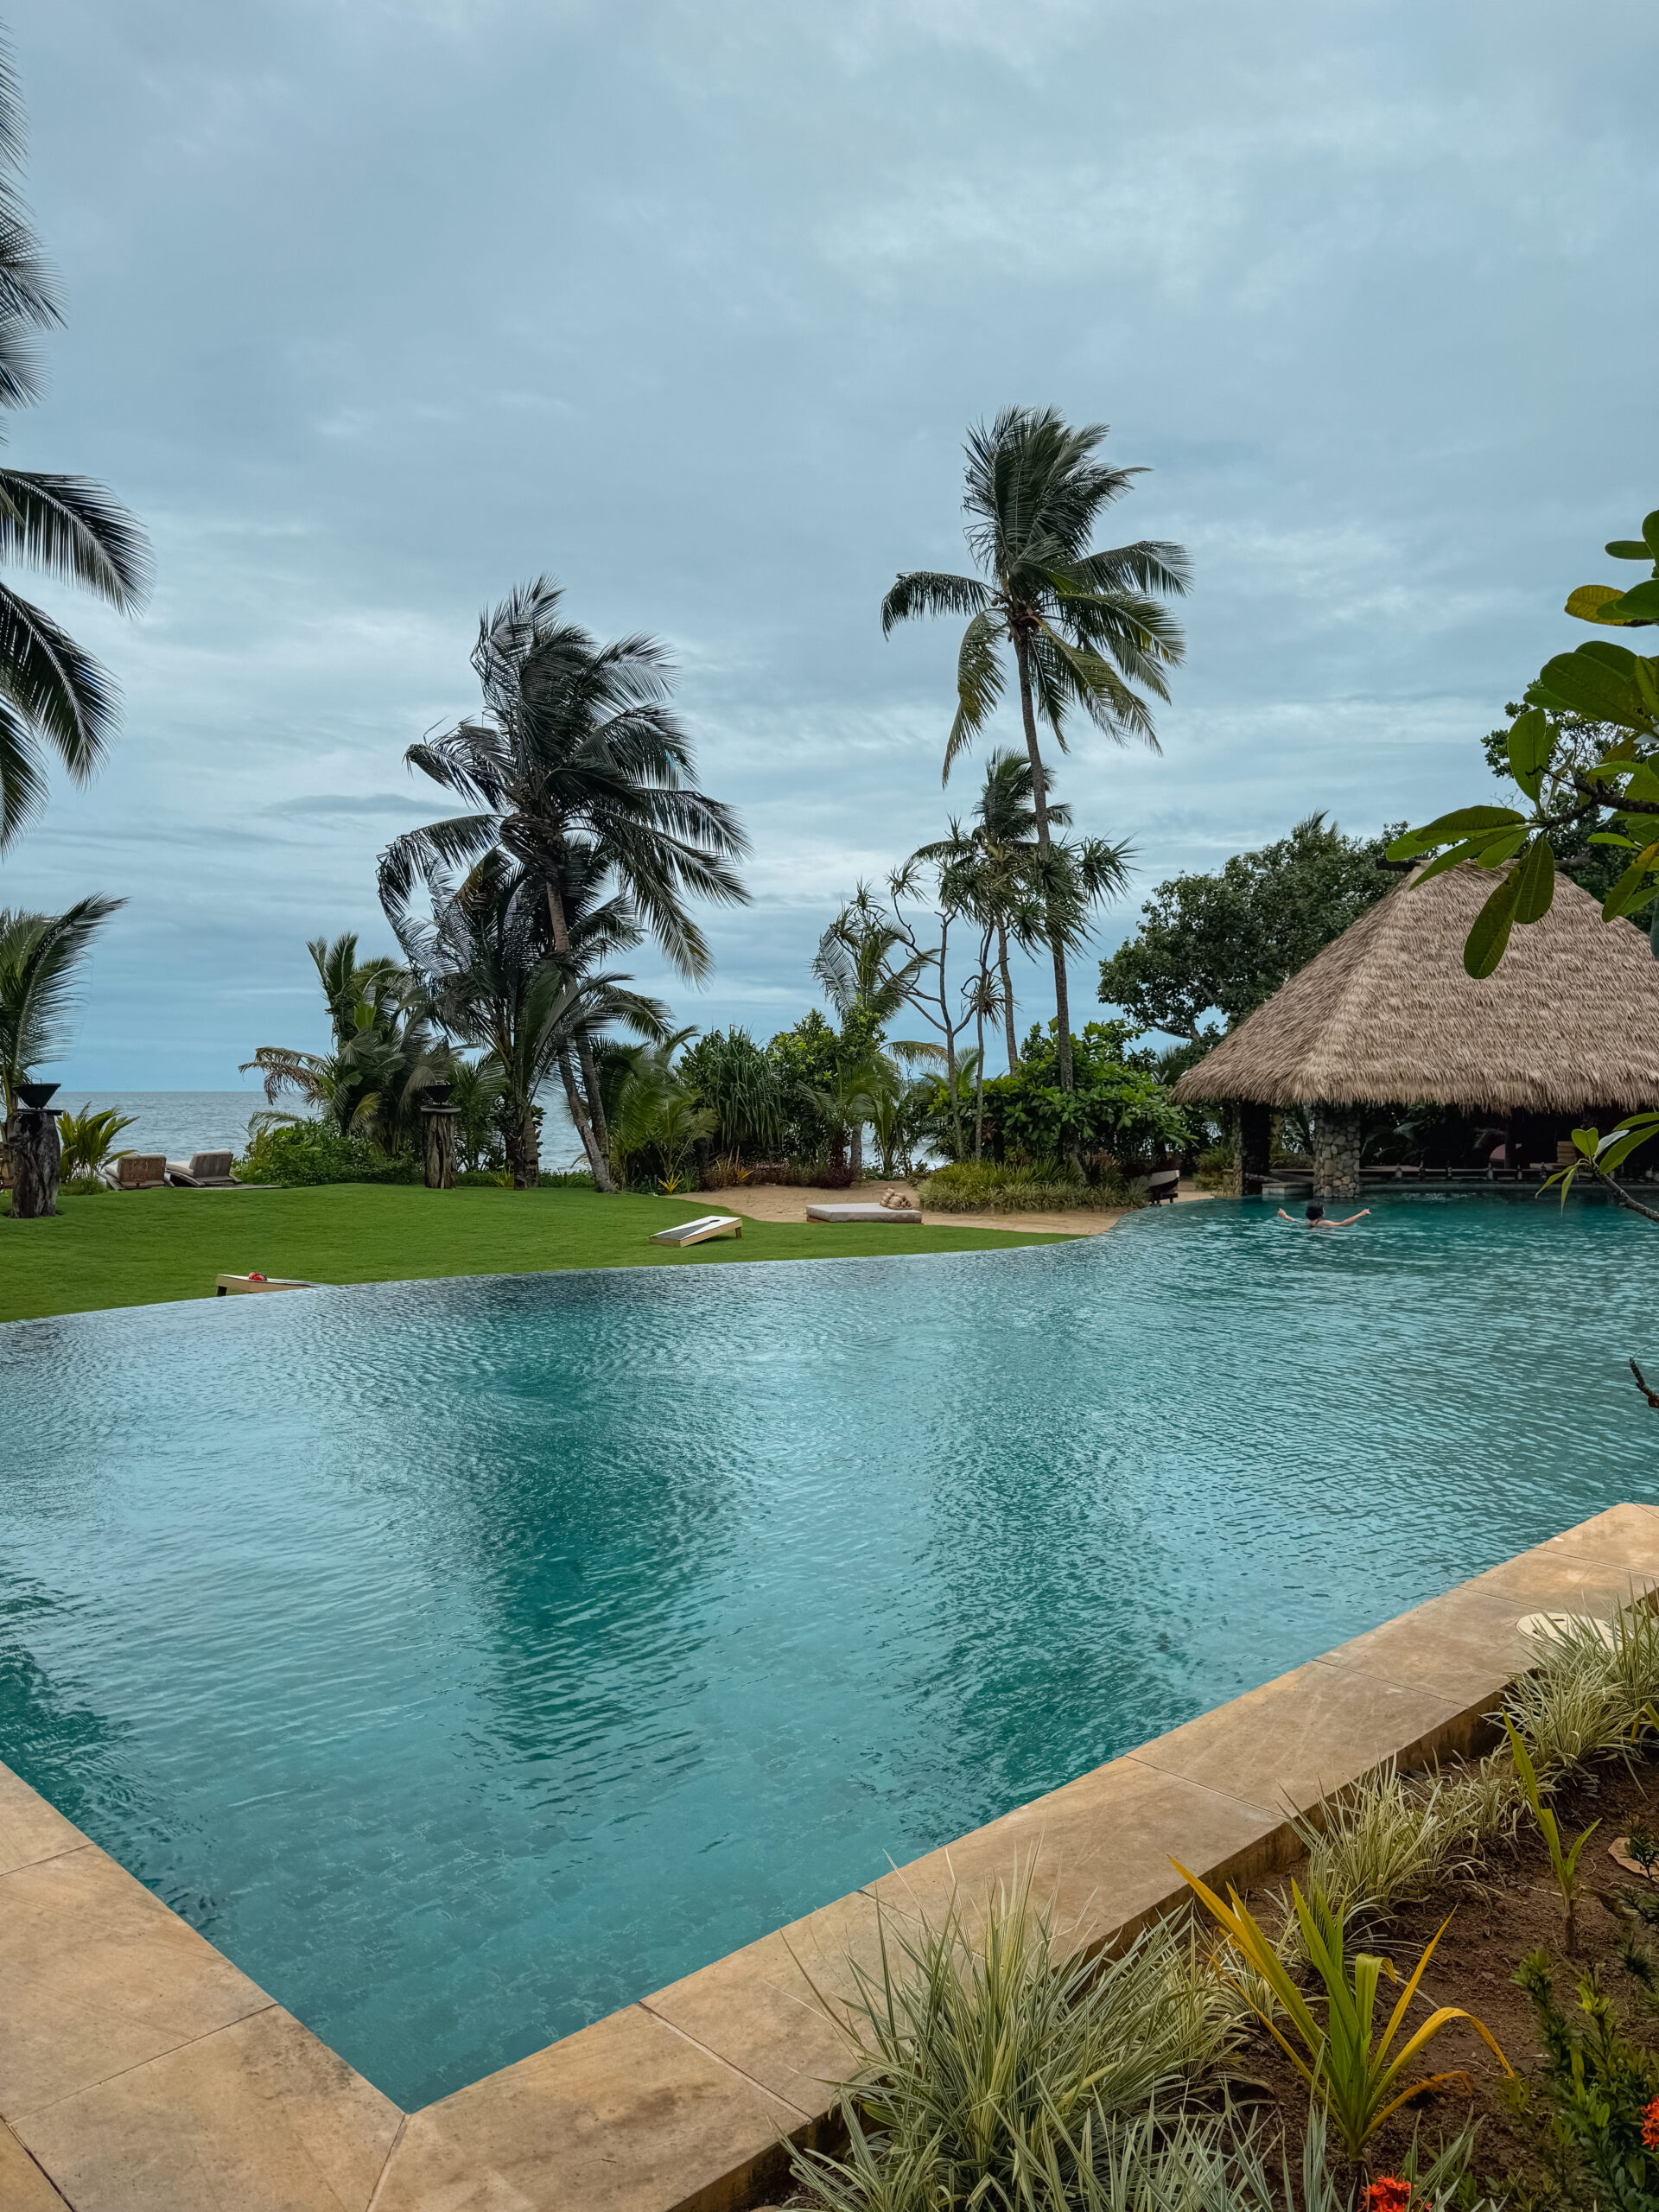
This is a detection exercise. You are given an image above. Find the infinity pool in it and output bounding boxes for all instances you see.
[2,1194,1654,2107]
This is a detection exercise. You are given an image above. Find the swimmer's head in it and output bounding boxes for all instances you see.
[1306,1203,1325,1222]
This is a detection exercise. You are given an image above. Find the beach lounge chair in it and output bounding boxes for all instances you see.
[650,1214,742,1247]
[166,1151,238,1187]
[214,1274,316,1295]
[805,1203,924,1224]
[1145,1168,1180,1205]
[99,1154,168,1191]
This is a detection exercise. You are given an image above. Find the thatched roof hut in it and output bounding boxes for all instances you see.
[1173,860,1659,1115]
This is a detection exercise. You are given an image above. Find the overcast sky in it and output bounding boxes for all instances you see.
[5,0,1656,1087]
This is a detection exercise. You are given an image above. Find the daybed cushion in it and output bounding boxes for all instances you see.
[100,1154,168,1190]
[167,1152,237,1185]
[805,1203,924,1224]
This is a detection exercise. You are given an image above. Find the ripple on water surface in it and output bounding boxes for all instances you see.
[2,1193,1655,2106]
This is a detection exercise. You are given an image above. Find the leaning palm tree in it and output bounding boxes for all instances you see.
[0,36,149,848]
[378,580,748,1148]
[881,406,1185,1090]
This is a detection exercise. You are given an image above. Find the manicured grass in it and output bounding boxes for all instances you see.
[0,1183,1072,1325]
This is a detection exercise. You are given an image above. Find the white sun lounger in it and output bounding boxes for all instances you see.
[214,1274,316,1296]
[805,1203,923,1224]
[650,1214,742,1247]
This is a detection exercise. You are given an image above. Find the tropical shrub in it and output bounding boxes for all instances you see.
[1195,1142,1236,1192]
[791,1878,1238,2212]
[56,1103,137,1180]
[679,1027,786,1160]
[236,1121,420,1187]
[1509,1948,1659,2211]
[970,1021,1189,1169]
[916,1160,1141,1213]
[766,1009,839,1161]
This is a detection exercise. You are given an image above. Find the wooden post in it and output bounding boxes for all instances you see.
[10,1103,62,1218]
[1236,1103,1271,1198]
[423,1105,460,1190]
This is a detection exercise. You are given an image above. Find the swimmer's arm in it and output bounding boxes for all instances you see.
[1332,1210,1370,1226]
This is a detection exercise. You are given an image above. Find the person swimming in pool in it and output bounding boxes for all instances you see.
[1277,1202,1370,1228]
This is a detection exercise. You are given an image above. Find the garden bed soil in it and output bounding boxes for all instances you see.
[1225,1748,1659,2191]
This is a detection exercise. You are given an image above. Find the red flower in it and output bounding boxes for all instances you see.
[1642,2096,1659,2151]
[1363,2182,1413,2212]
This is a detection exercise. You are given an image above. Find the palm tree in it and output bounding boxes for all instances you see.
[813,891,931,1176]
[242,933,448,1155]
[0,893,121,1122]
[608,1033,717,1191]
[0,39,149,848]
[378,579,748,1151]
[421,853,666,1186]
[881,406,1185,1090]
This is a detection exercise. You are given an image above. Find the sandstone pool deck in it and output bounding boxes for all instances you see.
[3,1502,1656,2212]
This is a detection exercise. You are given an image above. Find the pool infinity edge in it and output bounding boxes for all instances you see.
[2,1503,1656,2212]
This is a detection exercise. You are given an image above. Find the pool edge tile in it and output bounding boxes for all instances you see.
[12,2002,401,2212]
[0,1837,273,2122]
[372,2002,802,2212]
[0,1768,86,1881]
[0,2120,67,2211]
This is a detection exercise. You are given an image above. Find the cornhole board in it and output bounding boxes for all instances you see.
[650,1215,742,1247]
[214,1274,317,1296]
[805,1204,924,1224]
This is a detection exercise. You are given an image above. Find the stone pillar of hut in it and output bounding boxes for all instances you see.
[1311,1107,1365,1200]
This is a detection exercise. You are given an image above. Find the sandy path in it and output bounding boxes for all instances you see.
[702,1181,1211,1239]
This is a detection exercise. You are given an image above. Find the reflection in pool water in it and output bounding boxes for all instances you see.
[1,1193,1653,2106]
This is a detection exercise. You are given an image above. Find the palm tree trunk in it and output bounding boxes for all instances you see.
[973,1013,986,1160]
[545,874,617,1192]
[576,1032,610,1154]
[558,1046,616,1191]
[936,913,965,1160]
[997,922,1019,1072]
[849,1122,863,1179]
[1013,631,1073,1094]
[505,1101,540,1191]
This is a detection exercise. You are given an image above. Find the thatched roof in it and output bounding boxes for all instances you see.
[1172,861,1659,1113]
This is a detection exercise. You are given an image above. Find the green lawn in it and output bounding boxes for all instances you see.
[0,1183,1071,1325]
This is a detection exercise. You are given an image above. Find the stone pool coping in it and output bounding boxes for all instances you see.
[3,1502,1657,2211]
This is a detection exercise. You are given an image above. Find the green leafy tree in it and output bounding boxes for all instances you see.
[0,37,149,848]
[881,405,1187,1091]
[766,1009,841,1165]
[973,1020,1189,1169]
[1098,814,1400,1053]
[1389,509,1659,1231]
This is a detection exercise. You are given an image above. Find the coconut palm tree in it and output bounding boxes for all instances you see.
[421,852,667,1186]
[0,893,121,1121]
[881,406,1185,1090]
[378,580,748,1148]
[242,933,448,1154]
[0,39,149,848]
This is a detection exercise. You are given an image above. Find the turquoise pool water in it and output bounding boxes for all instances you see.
[2,1194,1655,2107]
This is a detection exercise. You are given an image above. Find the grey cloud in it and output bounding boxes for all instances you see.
[3,0,1655,1085]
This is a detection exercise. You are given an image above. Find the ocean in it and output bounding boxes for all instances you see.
[48,1089,584,1167]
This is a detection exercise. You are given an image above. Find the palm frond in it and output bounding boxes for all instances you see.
[0,585,124,848]
[880,569,990,634]
[0,471,150,610]
[0,894,124,1097]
